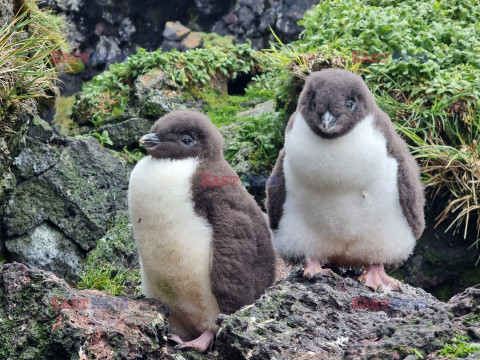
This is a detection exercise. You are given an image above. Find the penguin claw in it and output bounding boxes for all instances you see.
[358,264,400,293]
[303,259,335,279]
[168,330,214,353]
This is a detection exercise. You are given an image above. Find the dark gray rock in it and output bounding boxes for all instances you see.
[5,222,85,278]
[4,134,128,251]
[162,21,191,41]
[96,117,154,150]
[0,0,14,28]
[195,0,230,16]
[213,0,320,49]
[0,262,170,359]
[215,269,455,359]
[132,69,189,119]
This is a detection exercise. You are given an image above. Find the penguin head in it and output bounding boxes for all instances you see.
[140,110,223,161]
[298,69,376,139]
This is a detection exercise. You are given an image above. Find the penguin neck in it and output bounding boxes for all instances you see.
[285,112,389,190]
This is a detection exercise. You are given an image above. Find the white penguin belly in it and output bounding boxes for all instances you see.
[274,113,415,265]
[128,156,220,338]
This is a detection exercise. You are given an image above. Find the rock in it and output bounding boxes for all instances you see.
[215,269,455,359]
[161,39,180,52]
[5,222,85,278]
[448,285,480,317]
[96,117,154,150]
[0,262,169,359]
[180,32,203,51]
[195,0,229,16]
[12,140,60,180]
[162,21,191,41]
[212,0,320,49]
[237,99,275,118]
[0,0,14,28]
[2,120,129,279]
[132,69,188,119]
[161,23,203,52]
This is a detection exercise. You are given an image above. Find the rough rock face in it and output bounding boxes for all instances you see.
[0,262,169,360]
[2,263,478,359]
[161,22,203,52]
[1,118,130,279]
[213,0,320,49]
[214,270,479,359]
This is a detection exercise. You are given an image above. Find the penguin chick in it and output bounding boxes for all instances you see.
[266,69,425,292]
[128,110,275,352]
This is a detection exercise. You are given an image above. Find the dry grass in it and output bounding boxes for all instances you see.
[0,0,67,113]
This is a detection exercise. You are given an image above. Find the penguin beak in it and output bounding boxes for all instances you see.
[140,133,161,148]
[321,110,337,130]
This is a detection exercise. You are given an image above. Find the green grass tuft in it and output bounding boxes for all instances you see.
[76,264,128,296]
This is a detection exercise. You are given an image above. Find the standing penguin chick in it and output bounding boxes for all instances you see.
[128,110,275,352]
[266,69,425,292]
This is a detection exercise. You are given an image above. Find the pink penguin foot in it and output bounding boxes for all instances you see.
[303,258,335,279]
[358,264,402,293]
[168,330,214,353]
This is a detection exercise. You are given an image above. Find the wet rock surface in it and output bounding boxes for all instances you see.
[0,263,479,359]
[0,262,169,360]
[1,119,130,279]
[213,0,320,49]
[213,269,478,359]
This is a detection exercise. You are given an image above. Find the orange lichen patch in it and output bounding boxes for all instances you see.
[180,32,203,50]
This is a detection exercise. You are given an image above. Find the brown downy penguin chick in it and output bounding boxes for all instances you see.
[128,110,275,352]
[266,69,425,292]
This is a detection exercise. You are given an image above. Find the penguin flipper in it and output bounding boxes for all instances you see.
[374,110,425,238]
[265,148,287,230]
[208,198,275,314]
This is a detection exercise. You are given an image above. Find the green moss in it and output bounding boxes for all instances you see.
[199,32,234,47]
[73,43,265,127]
[78,212,140,296]
[64,57,85,74]
[394,346,425,359]
[461,313,480,326]
[439,333,480,358]
[32,116,51,131]
[53,96,76,134]
[199,86,276,126]
[459,267,480,288]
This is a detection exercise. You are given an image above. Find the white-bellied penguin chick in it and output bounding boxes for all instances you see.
[266,69,425,292]
[128,110,276,352]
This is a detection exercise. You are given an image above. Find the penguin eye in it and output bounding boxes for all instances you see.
[345,100,356,112]
[180,135,195,148]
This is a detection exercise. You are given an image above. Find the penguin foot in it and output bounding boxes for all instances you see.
[303,259,335,279]
[168,330,214,353]
[358,264,401,293]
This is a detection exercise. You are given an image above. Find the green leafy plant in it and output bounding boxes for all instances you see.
[224,111,286,174]
[119,146,145,164]
[73,43,265,127]
[76,264,127,296]
[93,130,113,147]
[439,333,480,358]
